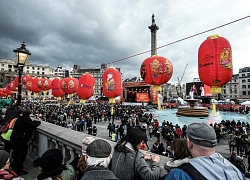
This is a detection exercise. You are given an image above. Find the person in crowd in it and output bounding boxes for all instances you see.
[214,123,221,143]
[0,150,24,180]
[235,131,244,156]
[228,130,236,153]
[33,148,75,180]
[151,141,159,154]
[148,123,153,140]
[2,100,22,125]
[228,151,246,175]
[164,138,191,173]
[158,142,165,156]
[242,132,249,156]
[111,127,160,180]
[92,126,97,136]
[70,137,95,180]
[165,145,173,158]
[10,108,41,176]
[81,139,118,180]
[165,122,245,180]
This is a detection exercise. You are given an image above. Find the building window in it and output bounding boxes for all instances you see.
[242,85,246,88]
[242,74,246,77]
[242,79,246,83]
[1,64,4,67]
[248,91,250,95]
[42,68,45,71]
[248,79,250,82]
[1,68,4,72]
[42,72,44,75]
[32,71,34,74]
[247,73,250,77]
[243,91,246,95]
[27,66,29,69]
[37,67,40,70]
[248,85,250,88]
[27,70,29,74]
[37,71,39,74]
[32,67,35,70]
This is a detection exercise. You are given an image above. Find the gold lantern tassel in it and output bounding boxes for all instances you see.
[157,95,162,110]
[80,99,86,104]
[66,101,71,107]
[212,102,216,116]
[210,86,221,94]
[110,106,114,115]
[153,85,162,92]
[109,98,116,104]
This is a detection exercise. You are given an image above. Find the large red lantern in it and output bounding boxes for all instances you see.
[12,76,19,88]
[3,85,13,96]
[198,34,232,94]
[22,75,32,85]
[38,78,52,91]
[26,77,33,91]
[77,73,95,103]
[0,88,7,97]
[102,67,122,103]
[61,77,79,94]
[140,55,173,91]
[31,77,41,94]
[52,78,65,99]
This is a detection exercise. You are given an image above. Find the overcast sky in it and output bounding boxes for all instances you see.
[0,0,250,84]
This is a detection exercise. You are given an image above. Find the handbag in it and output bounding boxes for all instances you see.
[0,123,9,133]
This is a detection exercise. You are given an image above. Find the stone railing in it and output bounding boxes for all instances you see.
[28,121,168,171]
[28,121,117,164]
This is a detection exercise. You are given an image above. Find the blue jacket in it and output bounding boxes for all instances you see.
[165,153,246,180]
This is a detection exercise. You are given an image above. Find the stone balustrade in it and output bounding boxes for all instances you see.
[28,120,168,174]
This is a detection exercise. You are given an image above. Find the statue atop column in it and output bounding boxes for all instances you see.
[148,14,159,56]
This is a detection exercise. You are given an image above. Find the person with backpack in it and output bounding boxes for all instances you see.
[165,122,246,180]
[228,151,246,175]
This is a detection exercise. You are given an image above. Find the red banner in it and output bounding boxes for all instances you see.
[136,93,149,102]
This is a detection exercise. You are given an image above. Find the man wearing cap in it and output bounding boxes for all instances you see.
[165,122,246,180]
[80,139,119,180]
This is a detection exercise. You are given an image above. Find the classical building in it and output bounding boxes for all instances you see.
[0,58,55,87]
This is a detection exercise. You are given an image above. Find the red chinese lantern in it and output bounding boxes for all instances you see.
[77,73,95,103]
[22,75,32,85]
[0,88,7,97]
[31,77,41,94]
[61,77,79,94]
[52,78,65,99]
[3,85,13,96]
[38,78,52,91]
[102,67,122,103]
[198,34,232,94]
[140,55,173,91]
[12,76,19,88]
[26,77,33,91]
[9,82,17,92]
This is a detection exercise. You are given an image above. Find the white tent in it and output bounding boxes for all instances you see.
[241,100,250,106]
[241,101,250,110]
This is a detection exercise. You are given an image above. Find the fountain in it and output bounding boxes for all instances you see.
[176,99,209,117]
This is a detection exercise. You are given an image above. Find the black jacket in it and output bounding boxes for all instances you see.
[10,115,41,141]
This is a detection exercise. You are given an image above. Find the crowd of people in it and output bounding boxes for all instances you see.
[0,100,248,179]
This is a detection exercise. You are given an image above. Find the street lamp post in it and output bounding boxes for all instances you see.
[13,42,31,105]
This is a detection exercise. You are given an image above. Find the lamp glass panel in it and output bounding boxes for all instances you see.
[16,52,29,65]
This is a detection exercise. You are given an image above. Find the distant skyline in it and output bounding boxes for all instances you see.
[0,0,250,84]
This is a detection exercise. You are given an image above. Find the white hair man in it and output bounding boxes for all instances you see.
[81,139,119,180]
[165,122,246,180]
